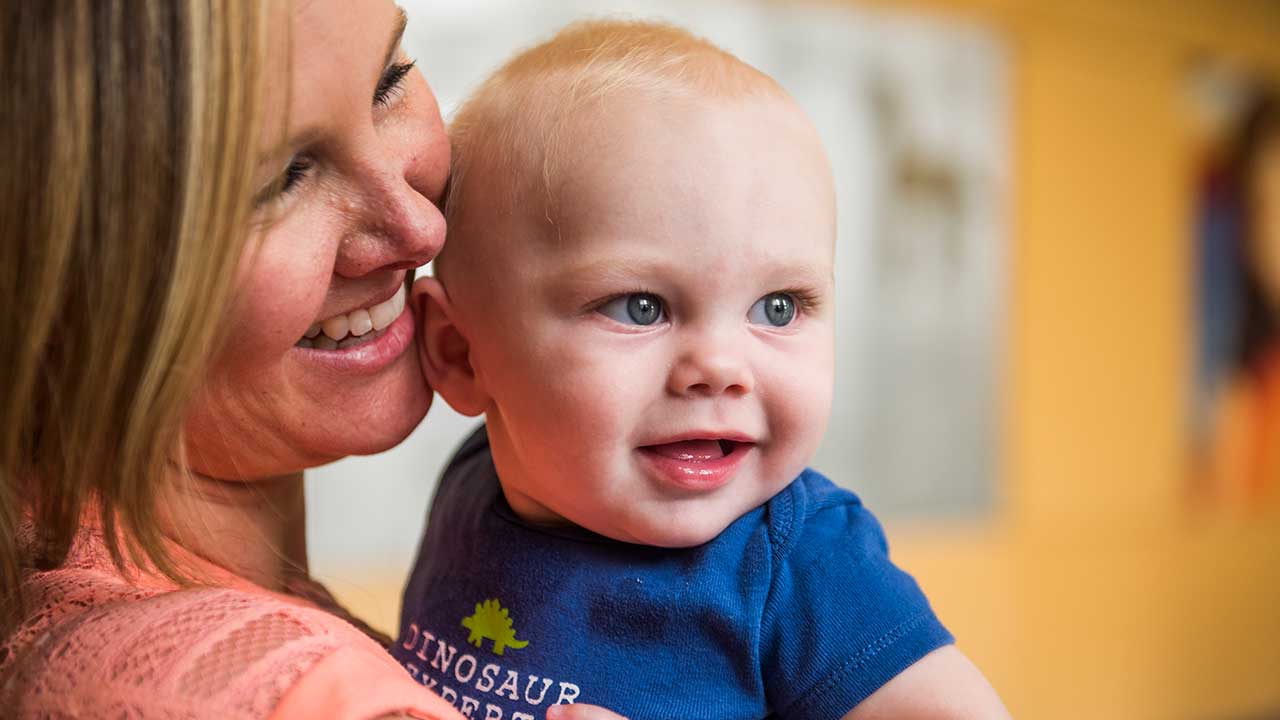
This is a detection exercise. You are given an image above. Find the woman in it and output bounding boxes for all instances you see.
[0,2,619,718]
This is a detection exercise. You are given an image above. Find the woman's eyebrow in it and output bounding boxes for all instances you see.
[255,7,408,170]
[383,7,408,69]
[254,127,321,171]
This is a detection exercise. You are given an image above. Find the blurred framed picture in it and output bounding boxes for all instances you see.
[1188,59,1280,508]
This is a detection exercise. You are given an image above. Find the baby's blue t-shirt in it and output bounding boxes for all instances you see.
[394,426,952,720]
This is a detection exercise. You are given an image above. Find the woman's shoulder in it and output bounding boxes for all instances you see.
[2,562,460,720]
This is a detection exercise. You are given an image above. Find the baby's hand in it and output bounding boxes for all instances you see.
[546,704,629,720]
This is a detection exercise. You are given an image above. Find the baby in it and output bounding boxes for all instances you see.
[395,20,1005,720]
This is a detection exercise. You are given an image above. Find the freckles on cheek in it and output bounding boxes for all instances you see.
[225,253,332,365]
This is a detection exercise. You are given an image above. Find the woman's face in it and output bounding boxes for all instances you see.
[184,0,448,479]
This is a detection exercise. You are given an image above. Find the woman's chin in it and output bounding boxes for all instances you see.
[185,351,433,479]
[325,370,432,458]
[341,390,432,458]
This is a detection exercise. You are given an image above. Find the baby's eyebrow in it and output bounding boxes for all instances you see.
[550,256,670,285]
[549,254,831,293]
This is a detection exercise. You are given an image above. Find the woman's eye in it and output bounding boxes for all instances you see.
[748,293,797,327]
[278,156,312,194]
[374,60,416,107]
[597,293,666,326]
[254,155,313,207]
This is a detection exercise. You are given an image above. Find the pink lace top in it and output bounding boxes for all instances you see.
[0,524,463,720]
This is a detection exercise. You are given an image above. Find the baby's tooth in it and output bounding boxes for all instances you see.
[304,323,322,339]
[322,314,349,341]
[369,295,398,331]
[348,308,373,336]
[313,334,338,350]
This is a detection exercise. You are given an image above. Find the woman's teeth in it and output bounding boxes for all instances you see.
[295,285,405,350]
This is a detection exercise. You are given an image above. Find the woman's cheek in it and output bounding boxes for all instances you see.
[230,229,334,361]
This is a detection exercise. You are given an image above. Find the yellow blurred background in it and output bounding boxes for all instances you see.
[871,0,1280,717]
[321,1,1280,717]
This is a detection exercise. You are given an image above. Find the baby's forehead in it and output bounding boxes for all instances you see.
[543,90,822,196]
[457,89,832,242]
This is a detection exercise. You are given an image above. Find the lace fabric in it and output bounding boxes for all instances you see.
[0,524,460,720]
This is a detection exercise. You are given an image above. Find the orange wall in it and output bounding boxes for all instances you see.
[860,1,1280,717]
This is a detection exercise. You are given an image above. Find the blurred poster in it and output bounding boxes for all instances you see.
[396,0,1006,519]
[1189,61,1280,508]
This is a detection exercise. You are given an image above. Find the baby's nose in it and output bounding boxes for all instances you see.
[667,344,754,397]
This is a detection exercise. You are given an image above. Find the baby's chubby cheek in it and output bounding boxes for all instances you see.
[765,362,834,472]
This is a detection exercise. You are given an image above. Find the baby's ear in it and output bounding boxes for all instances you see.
[413,276,488,417]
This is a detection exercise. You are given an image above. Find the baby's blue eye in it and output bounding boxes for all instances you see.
[598,293,665,326]
[748,293,797,327]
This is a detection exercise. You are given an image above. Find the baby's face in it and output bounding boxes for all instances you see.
[448,93,835,547]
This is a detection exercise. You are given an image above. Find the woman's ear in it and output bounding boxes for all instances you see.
[414,275,488,417]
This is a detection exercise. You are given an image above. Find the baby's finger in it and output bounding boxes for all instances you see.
[546,703,629,720]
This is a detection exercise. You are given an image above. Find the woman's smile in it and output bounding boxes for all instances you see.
[297,281,408,349]
[292,283,415,375]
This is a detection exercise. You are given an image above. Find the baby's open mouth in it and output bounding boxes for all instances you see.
[640,439,745,460]
[296,285,406,350]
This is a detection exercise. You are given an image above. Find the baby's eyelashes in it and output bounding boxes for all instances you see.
[747,293,798,327]
[596,293,666,326]
[591,290,813,329]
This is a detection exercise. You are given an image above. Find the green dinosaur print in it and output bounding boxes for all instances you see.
[461,599,529,656]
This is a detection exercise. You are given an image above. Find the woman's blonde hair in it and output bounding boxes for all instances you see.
[0,2,269,629]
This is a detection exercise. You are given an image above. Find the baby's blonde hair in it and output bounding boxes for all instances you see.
[441,19,788,251]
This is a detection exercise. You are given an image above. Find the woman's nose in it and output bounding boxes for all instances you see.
[334,135,449,278]
[666,331,755,397]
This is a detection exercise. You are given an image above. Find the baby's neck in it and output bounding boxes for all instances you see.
[500,482,572,528]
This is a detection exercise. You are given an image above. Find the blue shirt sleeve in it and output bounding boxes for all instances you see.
[760,471,954,720]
